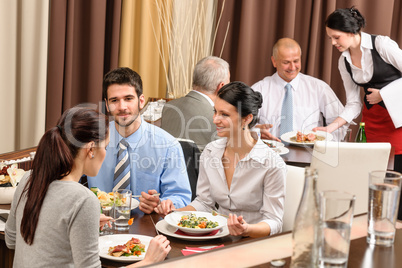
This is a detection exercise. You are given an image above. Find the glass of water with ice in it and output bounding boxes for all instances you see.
[113,189,132,231]
[318,190,355,268]
[367,170,402,246]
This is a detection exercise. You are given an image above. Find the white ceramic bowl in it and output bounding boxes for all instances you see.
[164,211,227,235]
[0,186,17,204]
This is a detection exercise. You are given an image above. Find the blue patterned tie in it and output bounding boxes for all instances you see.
[113,139,131,191]
[280,83,293,135]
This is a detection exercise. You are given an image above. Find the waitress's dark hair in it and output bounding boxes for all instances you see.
[325,6,366,34]
[217,81,263,128]
[19,107,109,245]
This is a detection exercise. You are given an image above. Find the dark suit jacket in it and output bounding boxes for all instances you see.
[161,91,217,150]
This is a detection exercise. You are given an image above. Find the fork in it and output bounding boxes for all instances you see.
[211,209,229,218]
[149,215,160,235]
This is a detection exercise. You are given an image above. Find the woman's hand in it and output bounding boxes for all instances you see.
[366,88,382,104]
[227,214,249,236]
[99,213,113,230]
[127,235,171,267]
[154,199,175,216]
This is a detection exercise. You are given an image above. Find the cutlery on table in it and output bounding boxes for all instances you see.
[149,215,160,235]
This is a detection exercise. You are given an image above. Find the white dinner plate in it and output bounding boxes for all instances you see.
[272,146,290,155]
[164,211,227,235]
[261,139,285,148]
[280,131,333,146]
[155,219,230,241]
[131,198,139,210]
[261,140,289,155]
[98,234,153,263]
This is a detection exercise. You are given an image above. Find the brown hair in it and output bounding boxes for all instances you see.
[19,107,109,245]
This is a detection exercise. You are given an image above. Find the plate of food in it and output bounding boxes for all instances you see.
[91,188,140,210]
[262,140,289,155]
[99,234,152,263]
[155,219,230,241]
[280,130,333,146]
[0,163,26,204]
[164,211,227,235]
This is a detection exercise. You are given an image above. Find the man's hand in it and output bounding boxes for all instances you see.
[366,88,382,104]
[154,199,175,216]
[139,189,160,214]
[255,124,280,141]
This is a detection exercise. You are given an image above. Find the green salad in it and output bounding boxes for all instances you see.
[178,213,219,229]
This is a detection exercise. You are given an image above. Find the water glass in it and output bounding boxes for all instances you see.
[341,128,352,142]
[113,189,132,231]
[319,190,355,268]
[99,199,114,236]
[367,170,402,246]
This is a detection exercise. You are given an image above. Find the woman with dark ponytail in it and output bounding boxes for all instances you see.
[5,106,170,267]
[156,82,286,238]
[318,7,402,219]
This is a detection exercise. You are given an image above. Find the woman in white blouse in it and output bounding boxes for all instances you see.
[316,7,402,219]
[156,81,286,237]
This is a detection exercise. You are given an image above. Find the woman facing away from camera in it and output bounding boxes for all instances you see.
[155,81,287,238]
[5,107,170,268]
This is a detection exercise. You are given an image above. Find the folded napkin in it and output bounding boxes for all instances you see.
[181,244,224,256]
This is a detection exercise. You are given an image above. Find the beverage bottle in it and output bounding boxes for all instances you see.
[290,168,320,267]
[355,122,367,142]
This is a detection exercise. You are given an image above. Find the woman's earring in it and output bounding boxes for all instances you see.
[242,126,245,130]
[91,154,95,159]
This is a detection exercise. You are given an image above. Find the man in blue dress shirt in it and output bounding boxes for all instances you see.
[87,67,191,213]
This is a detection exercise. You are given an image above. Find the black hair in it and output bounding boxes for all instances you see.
[325,6,366,34]
[217,81,263,128]
[103,67,143,100]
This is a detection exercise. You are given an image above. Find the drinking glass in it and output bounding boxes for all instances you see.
[318,190,355,268]
[341,128,353,142]
[113,189,132,231]
[367,170,402,246]
[99,198,114,236]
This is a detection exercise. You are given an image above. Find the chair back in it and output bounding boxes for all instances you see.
[177,138,201,201]
[310,141,391,215]
[283,165,305,232]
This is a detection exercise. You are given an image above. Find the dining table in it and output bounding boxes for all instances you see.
[0,141,397,267]
[4,203,401,268]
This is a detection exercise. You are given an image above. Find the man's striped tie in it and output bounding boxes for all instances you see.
[280,83,293,136]
[113,139,131,191]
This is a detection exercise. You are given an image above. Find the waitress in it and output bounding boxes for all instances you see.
[315,7,402,218]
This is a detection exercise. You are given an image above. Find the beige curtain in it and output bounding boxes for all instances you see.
[119,0,171,100]
[166,0,218,98]
[119,0,219,99]
[0,0,49,153]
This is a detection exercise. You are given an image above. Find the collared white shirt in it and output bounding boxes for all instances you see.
[339,32,402,127]
[191,90,214,106]
[190,138,286,235]
[252,72,345,140]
